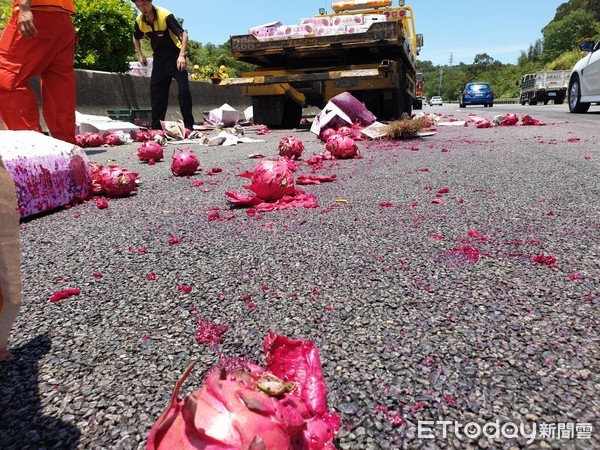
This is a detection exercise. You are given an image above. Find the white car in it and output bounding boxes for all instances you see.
[568,40,600,113]
[429,96,443,106]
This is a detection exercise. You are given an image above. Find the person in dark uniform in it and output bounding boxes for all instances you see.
[131,0,195,130]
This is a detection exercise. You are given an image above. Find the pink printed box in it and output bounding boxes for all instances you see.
[0,131,93,218]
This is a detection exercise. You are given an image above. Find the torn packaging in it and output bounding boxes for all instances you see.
[160,121,186,140]
[208,104,240,127]
[311,92,376,137]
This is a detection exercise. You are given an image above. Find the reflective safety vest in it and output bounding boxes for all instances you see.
[135,6,181,50]
[12,0,75,13]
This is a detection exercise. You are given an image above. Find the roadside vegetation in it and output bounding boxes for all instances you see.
[0,0,599,93]
[421,0,600,101]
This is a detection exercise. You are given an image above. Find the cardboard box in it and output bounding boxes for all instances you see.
[0,131,93,218]
[208,104,240,127]
[76,112,140,135]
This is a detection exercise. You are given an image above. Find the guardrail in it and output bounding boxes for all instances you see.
[445,98,520,105]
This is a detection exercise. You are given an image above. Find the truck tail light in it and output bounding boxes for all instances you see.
[384,10,406,19]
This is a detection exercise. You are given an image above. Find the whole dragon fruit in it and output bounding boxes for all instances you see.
[325,135,359,159]
[241,160,295,202]
[138,141,164,163]
[147,331,340,450]
[99,165,138,197]
[336,125,362,140]
[501,113,519,126]
[171,149,200,176]
[278,136,305,159]
[134,129,152,142]
[84,132,105,148]
[319,127,338,143]
[104,133,123,146]
[476,119,492,129]
[75,134,87,148]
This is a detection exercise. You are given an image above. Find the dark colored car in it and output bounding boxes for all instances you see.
[460,82,494,107]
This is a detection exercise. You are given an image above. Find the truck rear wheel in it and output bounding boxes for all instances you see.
[252,96,302,129]
[353,90,396,121]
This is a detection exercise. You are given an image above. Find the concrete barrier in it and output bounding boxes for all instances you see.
[75,69,252,120]
[1,69,252,129]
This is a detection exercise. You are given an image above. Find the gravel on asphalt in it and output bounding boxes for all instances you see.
[0,111,598,450]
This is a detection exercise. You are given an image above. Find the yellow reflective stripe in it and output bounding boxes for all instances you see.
[136,7,181,49]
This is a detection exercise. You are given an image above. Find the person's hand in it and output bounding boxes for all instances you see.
[17,10,37,39]
[177,56,187,72]
[139,54,148,66]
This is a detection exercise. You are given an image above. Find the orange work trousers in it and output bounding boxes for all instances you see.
[0,9,77,144]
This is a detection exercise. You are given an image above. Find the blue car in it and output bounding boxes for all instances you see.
[460,82,494,107]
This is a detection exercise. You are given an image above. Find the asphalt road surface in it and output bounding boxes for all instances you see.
[0,104,598,449]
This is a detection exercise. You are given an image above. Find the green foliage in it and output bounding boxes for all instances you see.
[1,0,597,92]
[186,40,255,78]
[419,0,600,101]
[555,0,600,22]
[545,49,587,70]
[541,9,599,63]
[0,0,11,31]
[73,0,136,73]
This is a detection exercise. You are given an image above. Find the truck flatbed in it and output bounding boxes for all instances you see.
[231,21,414,69]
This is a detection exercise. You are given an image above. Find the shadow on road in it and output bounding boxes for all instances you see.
[0,334,81,449]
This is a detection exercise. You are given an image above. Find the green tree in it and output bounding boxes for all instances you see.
[0,0,11,31]
[473,53,495,66]
[186,40,254,78]
[541,9,599,63]
[73,0,136,72]
[555,0,600,22]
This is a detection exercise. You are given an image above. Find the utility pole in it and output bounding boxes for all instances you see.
[438,68,443,97]
[449,52,454,66]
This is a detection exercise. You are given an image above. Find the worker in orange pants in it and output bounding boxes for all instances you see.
[0,1,77,144]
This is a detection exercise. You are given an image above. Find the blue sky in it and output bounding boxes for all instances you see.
[152,0,566,66]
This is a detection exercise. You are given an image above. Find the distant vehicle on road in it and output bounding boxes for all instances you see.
[429,96,443,106]
[412,73,424,110]
[569,40,600,113]
[459,82,494,108]
[518,71,569,105]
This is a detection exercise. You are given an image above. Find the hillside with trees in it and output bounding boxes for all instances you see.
[0,0,599,92]
[419,0,600,101]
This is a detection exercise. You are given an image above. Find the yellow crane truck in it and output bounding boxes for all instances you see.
[228,0,423,128]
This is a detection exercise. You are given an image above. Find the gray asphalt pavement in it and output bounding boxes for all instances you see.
[0,105,598,449]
